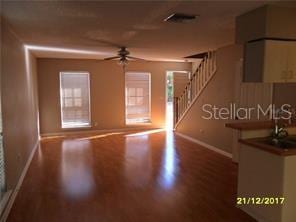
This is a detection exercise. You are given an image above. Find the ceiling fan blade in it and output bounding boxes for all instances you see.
[126,56,145,61]
[104,56,120,60]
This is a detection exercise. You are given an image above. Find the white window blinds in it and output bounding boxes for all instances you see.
[60,72,91,128]
[125,72,151,124]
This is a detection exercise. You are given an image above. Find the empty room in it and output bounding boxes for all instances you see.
[1,1,296,222]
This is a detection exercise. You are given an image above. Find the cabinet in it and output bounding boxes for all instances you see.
[287,42,296,82]
[244,40,296,83]
[238,144,296,222]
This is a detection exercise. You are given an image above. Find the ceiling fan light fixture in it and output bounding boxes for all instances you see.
[118,57,128,66]
[104,47,144,68]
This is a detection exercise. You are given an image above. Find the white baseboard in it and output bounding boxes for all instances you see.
[174,132,232,158]
[0,140,39,222]
[41,126,158,138]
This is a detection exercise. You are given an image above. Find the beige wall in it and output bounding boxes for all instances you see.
[236,5,296,43]
[1,21,39,189]
[273,83,296,108]
[239,83,273,120]
[37,59,191,135]
[176,44,243,154]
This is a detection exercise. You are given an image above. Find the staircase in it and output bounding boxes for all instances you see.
[174,50,217,128]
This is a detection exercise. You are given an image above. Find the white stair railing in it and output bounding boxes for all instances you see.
[174,50,217,128]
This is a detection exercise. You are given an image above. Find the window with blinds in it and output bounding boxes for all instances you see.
[60,72,91,128]
[125,72,151,124]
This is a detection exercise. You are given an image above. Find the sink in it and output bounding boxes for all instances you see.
[260,136,296,149]
[285,136,296,142]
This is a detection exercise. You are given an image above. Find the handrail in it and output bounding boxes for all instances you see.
[174,50,217,128]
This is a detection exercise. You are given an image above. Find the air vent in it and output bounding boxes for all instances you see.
[164,13,198,23]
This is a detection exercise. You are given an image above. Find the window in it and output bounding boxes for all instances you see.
[60,72,91,128]
[125,72,151,124]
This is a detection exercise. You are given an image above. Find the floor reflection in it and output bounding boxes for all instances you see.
[61,140,95,199]
[166,102,173,130]
[125,129,164,137]
[76,132,123,141]
[124,135,152,187]
[9,129,255,222]
[158,131,178,189]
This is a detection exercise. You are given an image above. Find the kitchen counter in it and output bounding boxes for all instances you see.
[226,121,296,162]
[226,121,296,220]
[225,120,296,131]
[239,137,296,156]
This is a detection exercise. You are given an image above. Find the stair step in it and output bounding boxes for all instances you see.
[174,51,217,129]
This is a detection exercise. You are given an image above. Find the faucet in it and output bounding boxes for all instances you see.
[272,108,289,139]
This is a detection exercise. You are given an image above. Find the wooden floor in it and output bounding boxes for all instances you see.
[7,130,255,222]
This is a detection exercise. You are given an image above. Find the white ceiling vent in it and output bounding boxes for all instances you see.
[164,13,198,23]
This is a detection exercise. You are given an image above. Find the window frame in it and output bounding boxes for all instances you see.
[59,71,92,129]
[124,72,152,125]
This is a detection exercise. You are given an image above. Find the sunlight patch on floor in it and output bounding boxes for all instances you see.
[76,132,123,141]
[158,131,178,189]
[41,135,66,141]
[166,102,173,131]
[125,129,165,137]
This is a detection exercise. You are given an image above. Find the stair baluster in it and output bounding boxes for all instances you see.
[173,50,217,128]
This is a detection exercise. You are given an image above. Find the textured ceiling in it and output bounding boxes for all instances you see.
[1,1,292,61]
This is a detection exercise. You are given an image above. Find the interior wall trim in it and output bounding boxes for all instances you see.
[0,141,39,222]
[174,132,233,159]
[40,126,159,138]
[248,37,296,43]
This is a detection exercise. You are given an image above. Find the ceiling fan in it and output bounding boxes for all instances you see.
[104,47,145,66]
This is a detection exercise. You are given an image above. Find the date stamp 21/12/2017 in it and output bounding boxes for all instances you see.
[237,197,285,205]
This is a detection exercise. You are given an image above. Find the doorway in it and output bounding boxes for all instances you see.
[166,72,174,130]
[166,71,191,130]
